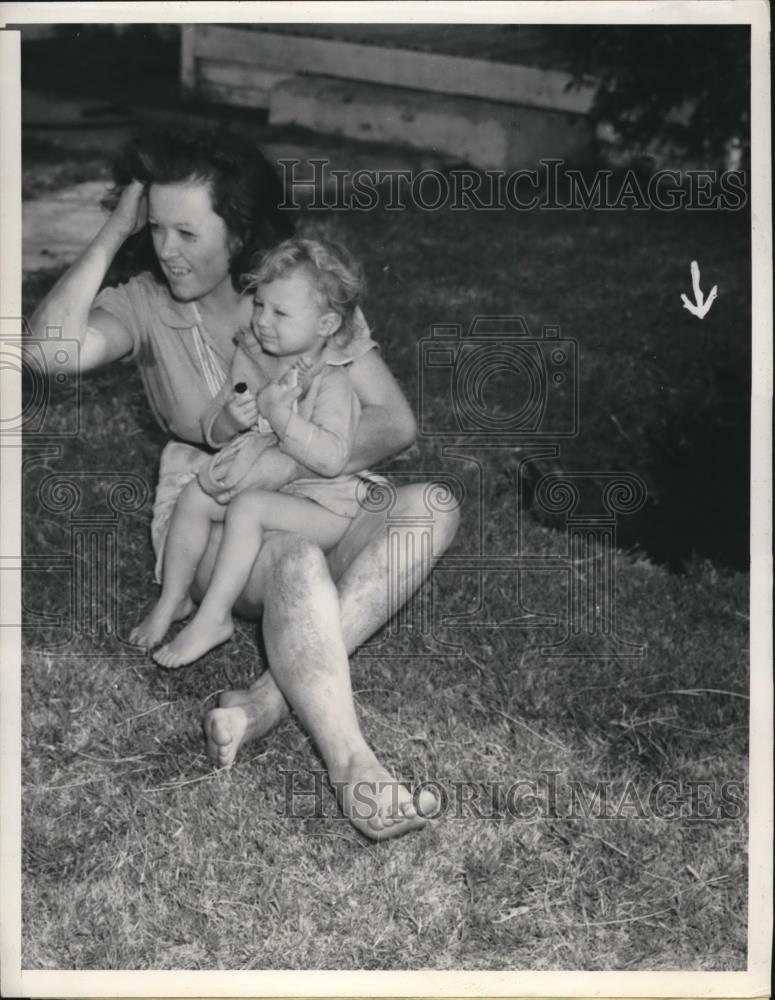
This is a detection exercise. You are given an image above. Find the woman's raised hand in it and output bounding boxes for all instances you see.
[28,181,147,368]
[109,179,149,239]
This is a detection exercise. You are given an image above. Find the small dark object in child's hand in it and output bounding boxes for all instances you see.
[234,382,247,394]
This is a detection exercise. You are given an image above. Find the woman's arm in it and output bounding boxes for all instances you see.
[27,180,147,373]
[346,350,417,471]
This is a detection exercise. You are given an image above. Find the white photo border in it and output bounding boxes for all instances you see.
[1,2,771,998]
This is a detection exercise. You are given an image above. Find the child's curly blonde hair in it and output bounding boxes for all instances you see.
[243,237,365,345]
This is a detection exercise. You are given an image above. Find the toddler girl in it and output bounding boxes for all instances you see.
[131,238,374,668]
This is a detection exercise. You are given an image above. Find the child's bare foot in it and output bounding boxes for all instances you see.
[129,595,195,648]
[152,610,234,669]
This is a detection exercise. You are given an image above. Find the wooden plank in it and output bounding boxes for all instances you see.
[231,24,561,65]
[197,80,272,111]
[180,24,196,90]
[198,58,295,94]
[190,25,596,115]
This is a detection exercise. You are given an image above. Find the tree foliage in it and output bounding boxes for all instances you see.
[557,26,750,164]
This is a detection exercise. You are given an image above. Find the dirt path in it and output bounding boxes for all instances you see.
[23,182,111,271]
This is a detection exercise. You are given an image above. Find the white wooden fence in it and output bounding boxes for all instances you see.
[180,24,596,116]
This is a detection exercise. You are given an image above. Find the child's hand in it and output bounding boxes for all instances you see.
[257,379,301,428]
[224,388,259,431]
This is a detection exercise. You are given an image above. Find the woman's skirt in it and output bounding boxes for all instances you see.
[151,441,211,583]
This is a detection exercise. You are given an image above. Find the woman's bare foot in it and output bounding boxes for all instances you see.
[129,595,195,649]
[203,678,290,768]
[331,749,437,842]
[153,610,233,668]
[203,706,250,769]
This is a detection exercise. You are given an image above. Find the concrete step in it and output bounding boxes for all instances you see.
[269,75,593,171]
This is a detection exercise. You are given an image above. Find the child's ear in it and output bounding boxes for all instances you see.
[318,311,342,338]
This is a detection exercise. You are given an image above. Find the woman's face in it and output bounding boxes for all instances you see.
[147,181,236,303]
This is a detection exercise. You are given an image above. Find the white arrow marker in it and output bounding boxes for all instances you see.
[681,260,718,319]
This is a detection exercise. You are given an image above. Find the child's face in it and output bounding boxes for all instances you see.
[251,268,334,358]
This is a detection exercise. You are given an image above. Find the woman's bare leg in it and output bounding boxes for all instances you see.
[263,534,441,839]
[130,481,225,648]
[199,483,460,838]
[328,481,460,650]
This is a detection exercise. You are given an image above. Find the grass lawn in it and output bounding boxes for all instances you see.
[19,143,750,970]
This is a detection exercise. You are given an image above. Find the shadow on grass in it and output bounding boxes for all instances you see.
[628,365,750,570]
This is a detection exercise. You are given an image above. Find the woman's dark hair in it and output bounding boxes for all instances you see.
[102,126,295,288]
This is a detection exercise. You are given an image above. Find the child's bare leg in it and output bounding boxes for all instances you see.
[154,490,350,669]
[131,480,227,648]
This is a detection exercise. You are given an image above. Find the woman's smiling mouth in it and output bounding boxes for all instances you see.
[166,265,191,279]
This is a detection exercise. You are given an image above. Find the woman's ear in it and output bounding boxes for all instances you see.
[227,234,244,261]
[318,311,342,339]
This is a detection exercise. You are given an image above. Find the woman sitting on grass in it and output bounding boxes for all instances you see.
[29,126,456,841]
[137,237,382,669]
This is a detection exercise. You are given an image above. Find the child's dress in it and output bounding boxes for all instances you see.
[198,329,379,518]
